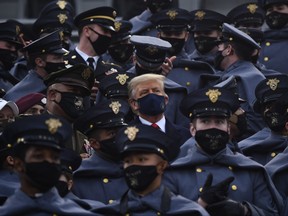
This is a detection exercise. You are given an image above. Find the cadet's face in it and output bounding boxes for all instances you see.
[266,3,288,15]
[93,128,118,141]
[159,30,188,39]
[45,53,64,63]
[0,106,15,122]
[24,146,60,164]
[0,40,16,51]
[123,152,163,169]
[191,116,230,136]
[24,104,45,115]
[53,83,87,96]
[194,30,221,38]
[87,24,112,39]
[134,80,165,100]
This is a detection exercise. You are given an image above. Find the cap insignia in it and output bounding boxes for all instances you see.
[45,118,62,134]
[113,11,117,18]
[166,10,178,21]
[15,25,21,36]
[116,74,129,85]
[82,68,92,80]
[124,126,139,141]
[56,0,67,9]
[17,138,25,144]
[247,4,258,14]
[58,13,68,24]
[206,89,221,103]
[195,11,206,20]
[109,101,122,114]
[115,21,122,32]
[266,78,280,91]
[145,46,159,55]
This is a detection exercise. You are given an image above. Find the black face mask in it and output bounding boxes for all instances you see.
[99,137,120,160]
[213,50,226,71]
[137,93,166,116]
[0,48,18,70]
[195,128,229,154]
[124,165,158,192]
[55,91,86,119]
[145,0,172,13]
[135,63,162,75]
[266,11,288,29]
[108,44,134,63]
[25,161,61,192]
[160,37,185,56]
[88,28,112,55]
[264,110,286,132]
[56,180,69,197]
[194,36,218,54]
[44,62,66,74]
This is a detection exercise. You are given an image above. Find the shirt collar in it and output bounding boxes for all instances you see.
[139,116,166,133]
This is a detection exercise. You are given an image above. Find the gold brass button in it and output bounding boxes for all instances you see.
[108,199,114,204]
[199,187,203,192]
[103,178,109,183]
[196,168,202,173]
[228,166,233,171]
[71,55,76,59]
[184,67,189,71]
[264,57,269,61]
[271,152,276,157]
[186,82,191,86]
[125,214,130,216]
[231,185,237,191]
[266,42,271,46]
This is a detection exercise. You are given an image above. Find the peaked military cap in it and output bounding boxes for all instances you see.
[99,72,136,99]
[190,9,228,32]
[74,99,129,135]
[94,61,124,82]
[60,148,82,173]
[227,3,265,27]
[131,35,171,69]
[0,21,23,49]
[253,74,288,113]
[6,19,35,42]
[39,0,75,15]
[151,8,193,31]
[74,6,117,31]
[263,0,288,9]
[238,27,264,44]
[111,20,133,44]
[116,124,180,162]
[33,11,74,36]
[44,64,95,95]
[23,30,67,55]
[220,23,261,49]
[180,87,240,119]
[2,113,72,150]
[33,0,75,36]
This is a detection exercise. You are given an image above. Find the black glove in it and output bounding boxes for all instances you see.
[206,199,249,216]
[200,173,235,204]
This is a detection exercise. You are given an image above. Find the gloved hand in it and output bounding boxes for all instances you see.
[206,199,249,216]
[199,173,235,205]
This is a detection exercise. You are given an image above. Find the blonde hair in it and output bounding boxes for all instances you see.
[128,73,166,99]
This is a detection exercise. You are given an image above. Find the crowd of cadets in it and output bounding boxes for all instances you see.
[1,0,288,215]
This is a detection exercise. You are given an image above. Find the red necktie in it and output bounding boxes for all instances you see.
[151,123,160,130]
